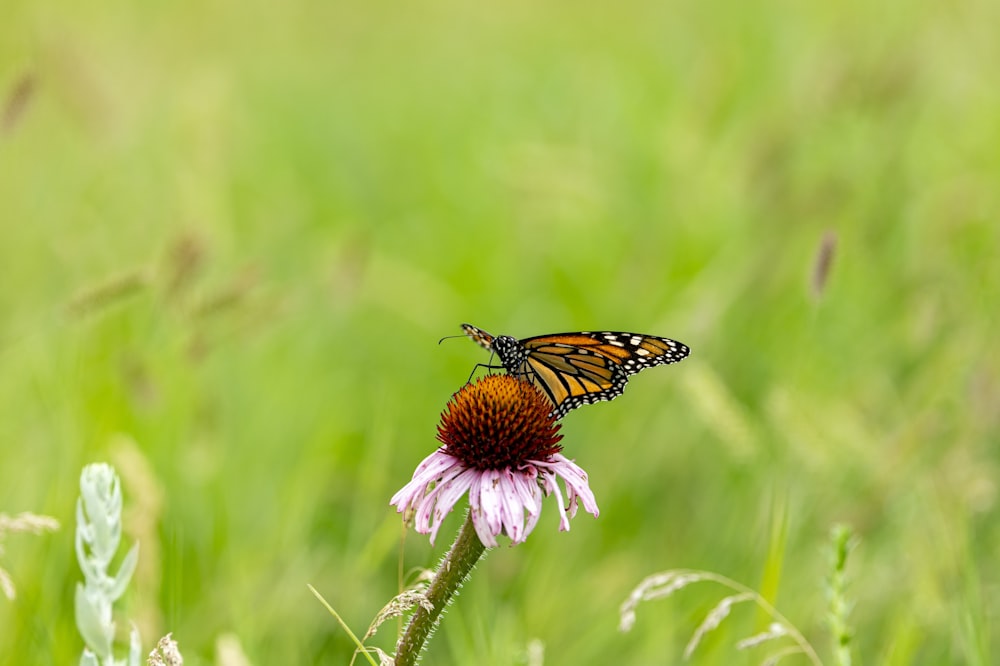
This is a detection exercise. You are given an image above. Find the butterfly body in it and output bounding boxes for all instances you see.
[461,323,690,418]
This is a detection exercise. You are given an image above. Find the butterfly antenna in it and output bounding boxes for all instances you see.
[438,333,466,345]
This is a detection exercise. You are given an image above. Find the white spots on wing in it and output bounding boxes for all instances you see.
[636,348,650,356]
[602,333,626,347]
[629,336,642,346]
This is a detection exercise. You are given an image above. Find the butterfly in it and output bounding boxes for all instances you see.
[461,323,690,418]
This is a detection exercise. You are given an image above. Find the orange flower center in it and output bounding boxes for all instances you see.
[437,375,563,470]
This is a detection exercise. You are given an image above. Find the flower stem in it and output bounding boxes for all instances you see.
[395,511,487,666]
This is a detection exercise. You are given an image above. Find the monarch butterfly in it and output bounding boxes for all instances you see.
[461,323,690,419]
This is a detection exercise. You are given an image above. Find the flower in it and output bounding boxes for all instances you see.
[390,375,600,547]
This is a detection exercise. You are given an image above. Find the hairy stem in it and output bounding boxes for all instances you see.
[395,512,487,666]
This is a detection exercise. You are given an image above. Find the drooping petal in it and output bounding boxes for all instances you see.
[497,469,525,543]
[476,469,503,539]
[433,468,480,523]
[411,461,470,531]
[511,465,540,517]
[538,467,571,531]
[549,453,600,518]
[403,449,455,486]
[389,450,463,511]
[470,507,497,548]
[412,448,455,477]
[521,476,545,537]
[467,470,481,512]
[426,468,480,545]
[466,472,498,548]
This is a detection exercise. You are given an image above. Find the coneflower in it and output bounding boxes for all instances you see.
[390,375,599,664]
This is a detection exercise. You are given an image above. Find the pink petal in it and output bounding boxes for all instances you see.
[412,462,468,531]
[477,469,503,538]
[470,505,498,548]
[539,468,571,531]
[550,454,599,518]
[467,473,498,548]
[426,469,479,545]
[389,450,462,511]
[510,467,540,517]
[497,470,525,543]
[521,477,545,537]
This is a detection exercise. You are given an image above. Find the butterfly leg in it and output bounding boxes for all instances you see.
[466,362,505,384]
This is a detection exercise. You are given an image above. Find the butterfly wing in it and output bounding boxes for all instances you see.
[518,332,690,417]
[460,324,690,417]
[461,323,496,351]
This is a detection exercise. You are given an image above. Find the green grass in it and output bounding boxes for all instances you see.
[2,0,998,663]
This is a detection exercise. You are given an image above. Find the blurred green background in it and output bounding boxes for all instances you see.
[1,0,997,663]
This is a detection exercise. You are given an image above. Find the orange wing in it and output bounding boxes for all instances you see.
[461,324,690,418]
